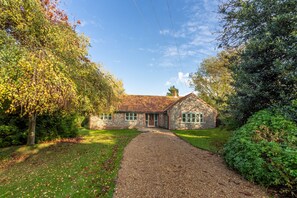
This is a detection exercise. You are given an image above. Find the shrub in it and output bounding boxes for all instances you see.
[273,100,297,124]
[224,109,297,196]
[35,113,79,142]
[0,125,26,147]
[0,112,80,147]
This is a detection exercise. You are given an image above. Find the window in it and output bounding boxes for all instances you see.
[126,113,137,121]
[182,113,204,123]
[100,113,112,120]
[199,113,204,123]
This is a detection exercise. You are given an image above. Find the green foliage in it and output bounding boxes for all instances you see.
[35,113,79,143]
[219,0,297,125]
[273,100,297,124]
[0,112,80,147]
[166,85,179,96]
[0,129,139,197]
[224,110,297,195]
[0,0,124,144]
[191,50,239,114]
[174,128,232,153]
[0,125,26,147]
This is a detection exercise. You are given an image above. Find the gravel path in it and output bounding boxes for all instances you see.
[114,128,267,198]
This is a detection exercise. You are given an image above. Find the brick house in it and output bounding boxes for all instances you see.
[89,93,217,130]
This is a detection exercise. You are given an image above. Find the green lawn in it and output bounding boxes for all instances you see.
[174,128,232,153]
[0,129,139,198]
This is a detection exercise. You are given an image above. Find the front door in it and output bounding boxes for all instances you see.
[148,114,155,127]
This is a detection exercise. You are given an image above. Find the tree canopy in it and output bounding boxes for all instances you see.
[0,0,123,145]
[219,0,297,125]
[191,50,240,113]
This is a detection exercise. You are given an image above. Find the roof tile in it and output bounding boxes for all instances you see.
[117,95,181,113]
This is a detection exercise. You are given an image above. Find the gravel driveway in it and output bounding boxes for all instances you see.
[114,128,267,198]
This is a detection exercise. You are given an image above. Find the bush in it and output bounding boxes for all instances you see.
[224,109,297,196]
[273,100,297,124]
[0,112,81,147]
[0,125,26,147]
[35,113,79,143]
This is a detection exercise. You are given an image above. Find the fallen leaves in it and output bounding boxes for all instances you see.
[0,129,139,197]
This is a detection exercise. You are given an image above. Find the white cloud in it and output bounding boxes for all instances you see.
[160,29,170,35]
[178,72,189,84]
[138,47,158,53]
[160,29,186,38]
[163,46,178,57]
[165,81,172,86]
[157,0,219,64]
[165,72,191,87]
[146,0,220,71]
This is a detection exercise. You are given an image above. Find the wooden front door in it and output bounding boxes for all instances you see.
[149,114,155,127]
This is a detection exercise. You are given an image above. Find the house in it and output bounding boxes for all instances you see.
[89,93,217,130]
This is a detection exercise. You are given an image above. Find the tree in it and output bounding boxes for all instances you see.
[219,0,297,125]
[166,86,179,96]
[191,49,240,113]
[0,0,123,145]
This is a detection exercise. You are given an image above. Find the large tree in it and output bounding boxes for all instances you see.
[0,0,123,145]
[219,0,297,125]
[191,50,239,113]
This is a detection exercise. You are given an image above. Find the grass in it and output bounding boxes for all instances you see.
[0,128,139,198]
[173,128,232,153]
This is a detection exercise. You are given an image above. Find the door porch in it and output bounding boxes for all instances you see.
[145,113,158,127]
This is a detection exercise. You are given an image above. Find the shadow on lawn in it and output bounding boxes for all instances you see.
[0,137,131,197]
[0,129,139,197]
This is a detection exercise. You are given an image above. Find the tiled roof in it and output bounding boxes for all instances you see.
[117,95,182,113]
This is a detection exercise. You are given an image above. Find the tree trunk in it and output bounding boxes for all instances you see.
[27,113,37,145]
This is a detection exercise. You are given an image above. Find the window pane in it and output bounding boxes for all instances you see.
[182,114,186,122]
[192,114,196,122]
[200,113,203,122]
[109,114,112,120]
[187,114,191,122]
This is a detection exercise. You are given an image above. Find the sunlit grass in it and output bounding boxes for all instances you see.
[174,128,232,153]
[0,128,139,197]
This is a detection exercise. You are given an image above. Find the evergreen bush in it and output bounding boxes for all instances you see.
[224,109,297,196]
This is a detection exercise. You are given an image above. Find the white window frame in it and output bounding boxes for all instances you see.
[182,112,204,123]
[100,113,112,120]
[125,113,137,121]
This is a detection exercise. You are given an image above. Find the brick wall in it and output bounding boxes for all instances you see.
[89,94,216,130]
[89,113,146,129]
[158,113,168,128]
[168,94,216,130]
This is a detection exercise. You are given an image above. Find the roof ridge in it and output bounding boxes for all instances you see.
[125,94,181,96]
[117,94,183,113]
[124,94,183,98]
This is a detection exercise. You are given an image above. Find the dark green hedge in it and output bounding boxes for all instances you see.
[0,112,81,147]
[224,109,297,196]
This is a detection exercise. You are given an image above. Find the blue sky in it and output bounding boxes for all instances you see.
[61,0,220,96]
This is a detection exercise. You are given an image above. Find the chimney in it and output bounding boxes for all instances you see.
[173,89,178,98]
